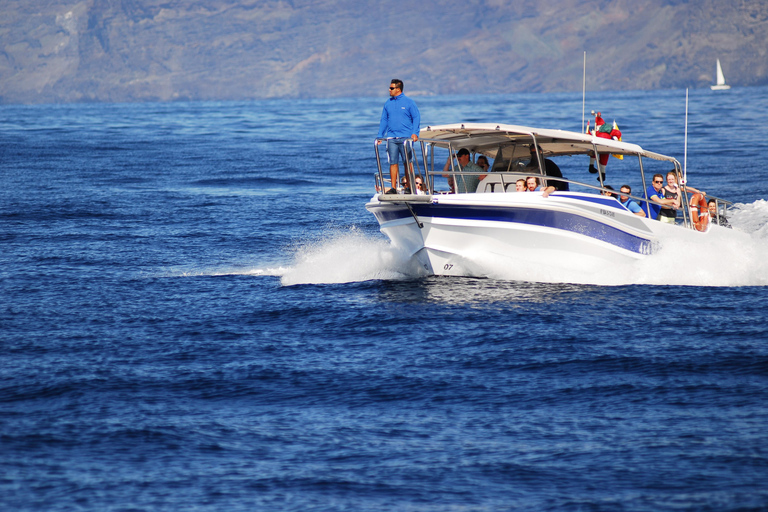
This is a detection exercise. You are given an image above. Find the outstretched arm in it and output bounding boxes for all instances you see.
[682,184,705,196]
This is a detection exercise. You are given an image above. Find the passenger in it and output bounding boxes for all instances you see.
[601,185,616,198]
[476,155,490,181]
[643,173,677,220]
[526,176,539,192]
[442,148,483,193]
[414,176,428,195]
[376,79,420,194]
[708,199,731,228]
[528,145,568,195]
[658,171,682,224]
[515,179,526,192]
[399,177,411,194]
[445,175,455,194]
[619,185,646,217]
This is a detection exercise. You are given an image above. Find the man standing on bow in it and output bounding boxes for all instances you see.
[376,79,420,194]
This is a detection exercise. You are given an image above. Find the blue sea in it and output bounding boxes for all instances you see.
[2,88,768,511]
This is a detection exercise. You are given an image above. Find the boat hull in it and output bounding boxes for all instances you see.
[367,192,669,278]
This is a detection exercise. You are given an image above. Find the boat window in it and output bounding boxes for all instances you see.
[490,143,525,172]
[427,145,464,193]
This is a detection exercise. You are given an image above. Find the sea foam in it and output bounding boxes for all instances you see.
[277,200,768,288]
[280,227,428,286]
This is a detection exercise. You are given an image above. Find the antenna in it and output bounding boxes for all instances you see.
[683,88,688,185]
[582,51,586,132]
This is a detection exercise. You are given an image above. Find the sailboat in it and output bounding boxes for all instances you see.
[711,59,731,90]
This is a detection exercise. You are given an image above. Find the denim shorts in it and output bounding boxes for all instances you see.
[386,138,413,165]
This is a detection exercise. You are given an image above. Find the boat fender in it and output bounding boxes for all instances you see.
[688,193,709,232]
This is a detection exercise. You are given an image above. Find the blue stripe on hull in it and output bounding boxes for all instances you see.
[371,203,652,254]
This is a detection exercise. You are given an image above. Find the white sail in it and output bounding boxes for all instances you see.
[716,59,726,85]
[711,59,731,90]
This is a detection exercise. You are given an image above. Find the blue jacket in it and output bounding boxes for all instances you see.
[377,93,420,139]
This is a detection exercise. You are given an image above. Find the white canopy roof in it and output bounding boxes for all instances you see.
[420,123,677,163]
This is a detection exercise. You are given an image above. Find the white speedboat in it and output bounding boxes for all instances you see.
[367,123,730,278]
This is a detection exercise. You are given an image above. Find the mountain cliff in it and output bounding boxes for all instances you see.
[1,0,766,104]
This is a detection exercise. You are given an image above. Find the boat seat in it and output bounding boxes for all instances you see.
[477,174,511,193]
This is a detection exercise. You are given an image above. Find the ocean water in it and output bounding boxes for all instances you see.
[2,88,768,511]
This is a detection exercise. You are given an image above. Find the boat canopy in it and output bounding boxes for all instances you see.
[420,123,677,164]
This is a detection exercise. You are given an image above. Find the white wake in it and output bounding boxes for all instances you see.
[273,200,768,287]
[279,226,429,286]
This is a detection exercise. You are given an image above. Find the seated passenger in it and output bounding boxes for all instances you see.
[528,145,569,193]
[658,171,682,224]
[515,178,526,191]
[476,155,490,181]
[399,177,411,194]
[526,176,539,192]
[643,173,677,220]
[601,185,616,198]
[442,148,482,194]
[708,199,731,228]
[619,185,646,217]
[414,176,428,195]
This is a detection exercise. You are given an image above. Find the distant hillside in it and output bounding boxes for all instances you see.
[1,0,766,104]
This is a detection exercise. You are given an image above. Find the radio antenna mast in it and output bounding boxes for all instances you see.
[582,51,586,132]
[683,88,689,184]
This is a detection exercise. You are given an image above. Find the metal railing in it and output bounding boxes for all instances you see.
[372,137,731,230]
[374,137,431,195]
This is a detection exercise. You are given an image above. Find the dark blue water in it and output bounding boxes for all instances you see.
[2,89,768,511]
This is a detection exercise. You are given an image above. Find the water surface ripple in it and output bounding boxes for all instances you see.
[2,89,768,511]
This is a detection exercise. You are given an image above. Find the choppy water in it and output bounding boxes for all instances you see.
[2,88,768,511]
